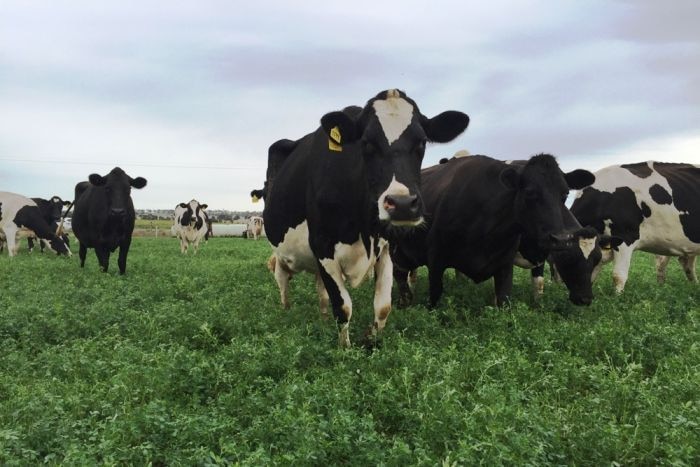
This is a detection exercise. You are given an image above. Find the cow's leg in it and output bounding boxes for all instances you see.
[427,265,446,308]
[117,238,131,275]
[679,255,697,283]
[372,246,393,336]
[273,255,291,309]
[3,226,18,257]
[531,264,545,299]
[612,244,635,293]
[27,237,35,253]
[79,242,87,267]
[315,273,330,318]
[655,255,670,284]
[180,237,187,254]
[394,267,413,308]
[493,265,514,306]
[317,258,353,348]
[95,247,110,272]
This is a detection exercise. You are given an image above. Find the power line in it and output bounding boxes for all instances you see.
[0,157,265,171]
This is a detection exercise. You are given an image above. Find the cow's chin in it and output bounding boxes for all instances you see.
[389,217,424,227]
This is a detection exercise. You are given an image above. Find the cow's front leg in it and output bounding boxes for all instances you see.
[393,266,413,308]
[3,226,18,257]
[493,264,514,306]
[372,246,393,336]
[79,242,87,267]
[531,264,545,299]
[118,238,131,274]
[318,257,353,348]
[315,273,330,318]
[612,244,635,293]
[95,247,110,272]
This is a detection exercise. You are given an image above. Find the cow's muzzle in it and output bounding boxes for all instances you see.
[383,194,422,225]
[110,208,127,217]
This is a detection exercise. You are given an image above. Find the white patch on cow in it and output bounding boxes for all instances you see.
[578,237,596,259]
[532,276,545,298]
[454,149,471,158]
[273,220,318,274]
[0,192,38,257]
[372,94,414,145]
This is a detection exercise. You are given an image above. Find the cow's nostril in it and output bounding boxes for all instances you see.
[384,196,396,210]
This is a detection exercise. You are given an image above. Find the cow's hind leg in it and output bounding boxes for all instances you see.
[655,255,670,284]
[531,264,545,299]
[271,255,291,309]
[393,267,413,308]
[3,226,19,257]
[427,265,446,308]
[79,242,87,267]
[315,273,330,318]
[679,255,697,283]
[493,264,514,306]
[317,258,353,348]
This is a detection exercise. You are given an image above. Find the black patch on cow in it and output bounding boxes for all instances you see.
[649,184,672,205]
[621,162,653,178]
[0,201,3,222]
[640,201,651,218]
[653,162,700,243]
[571,186,645,247]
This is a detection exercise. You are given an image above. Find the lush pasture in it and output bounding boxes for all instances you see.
[0,237,698,465]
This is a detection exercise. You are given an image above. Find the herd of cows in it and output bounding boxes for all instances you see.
[1,89,699,347]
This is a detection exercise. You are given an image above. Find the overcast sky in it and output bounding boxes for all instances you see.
[1,0,698,210]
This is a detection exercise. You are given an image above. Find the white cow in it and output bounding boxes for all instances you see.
[173,199,209,254]
[246,216,264,240]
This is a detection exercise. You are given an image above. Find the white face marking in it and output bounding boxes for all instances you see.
[578,237,596,259]
[372,96,414,145]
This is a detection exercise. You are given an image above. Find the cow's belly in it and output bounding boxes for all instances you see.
[637,211,700,256]
[335,236,387,288]
[273,221,318,274]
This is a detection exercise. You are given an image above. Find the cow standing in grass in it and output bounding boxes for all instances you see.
[246,216,264,240]
[27,196,72,253]
[0,192,70,257]
[173,199,209,254]
[72,167,147,274]
[571,161,700,292]
[263,89,470,347]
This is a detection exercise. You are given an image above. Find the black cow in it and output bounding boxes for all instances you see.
[264,89,470,347]
[390,154,597,307]
[27,196,72,252]
[72,167,147,274]
[0,191,70,257]
[571,161,700,292]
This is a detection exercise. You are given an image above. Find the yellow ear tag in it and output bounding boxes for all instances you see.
[252,195,259,203]
[328,126,342,152]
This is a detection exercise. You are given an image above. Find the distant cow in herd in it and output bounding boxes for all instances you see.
[263,89,470,347]
[173,199,209,253]
[0,191,71,257]
[246,216,264,240]
[571,161,700,292]
[72,167,147,274]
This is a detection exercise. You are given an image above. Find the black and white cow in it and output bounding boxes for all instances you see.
[72,167,147,274]
[264,89,470,347]
[246,216,264,240]
[27,196,72,252]
[654,254,696,284]
[173,199,209,254]
[390,154,598,307]
[571,161,700,292]
[0,191,71,257]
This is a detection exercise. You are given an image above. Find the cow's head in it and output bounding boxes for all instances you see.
[549,227,623,305]
[42,233,71,256]
[177,200,208,229]
[502,154,594,249]
[88,167,147,218]
[320,89,470,227]
[47,196,71,222]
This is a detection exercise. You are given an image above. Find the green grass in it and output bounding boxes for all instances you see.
[0,237,698,465]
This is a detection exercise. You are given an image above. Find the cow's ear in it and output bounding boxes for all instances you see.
[423,111,470,143]
[321,111,358,145]
[599,235,624,251]
[499,167,520,190]
[565,169,595,190]
[89,174,106,186]
[130,177,147,189]
[200,204,208,210]
[62,200,72,206]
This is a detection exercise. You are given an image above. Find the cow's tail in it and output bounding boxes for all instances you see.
[57,201,75,236]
